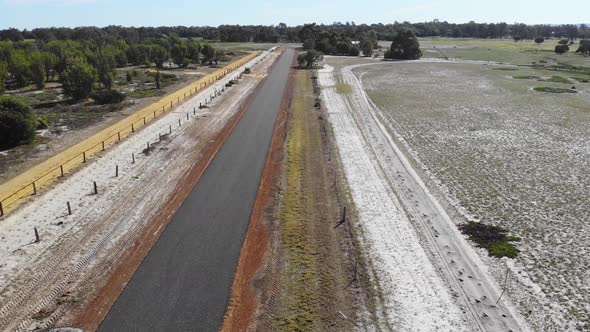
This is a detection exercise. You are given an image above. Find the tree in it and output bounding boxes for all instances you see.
[29,52,46,89]
[8,50,31,88]
[88,50,116,90]
[61,58,97,100]
[0,61,7,94]
[170,37,189,68]
[534,37,545,45]
[0,96,36,150]
[576,40,590,55]
[384,29,422,60]
[155,70,161,89]
[149,45,168,69]
[201,44,215,65]
[43,52,58,81]
[555,44,569,54]
[186,39,201,64]
[297,50,323,68]
[360,39,374,57]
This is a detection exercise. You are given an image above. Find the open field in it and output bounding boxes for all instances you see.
[320,54,589,331]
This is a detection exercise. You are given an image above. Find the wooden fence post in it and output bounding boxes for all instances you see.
[132,124,135,133]
[34,227,40,243]
[178,119,181,127]
[102,141,105,151]
[132,153,135,164]
[0,201,3,217]
[186,113,189,120]
[83,151,86,163]
[60,165,64,177]
[118,132,121,141]
[32,182,37,195]
[93,181,98,195]
[115,164,119,177]
[67,201,71,215]
[169,125,172,134]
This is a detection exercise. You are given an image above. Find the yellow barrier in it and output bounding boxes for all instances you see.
[0,51,260,216]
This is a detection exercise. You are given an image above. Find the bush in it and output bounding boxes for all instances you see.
[0,96,36,150]
[534,87,577,93]
[90,89,127,104]
[555,44,570,54]
[458,221,520,258]
[244,67,251,74]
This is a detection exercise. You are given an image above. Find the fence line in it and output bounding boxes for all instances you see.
[0,51,260,216]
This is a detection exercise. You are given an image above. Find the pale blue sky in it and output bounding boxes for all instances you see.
[1,0,589,29]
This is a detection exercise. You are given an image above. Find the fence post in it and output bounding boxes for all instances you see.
[132,124,135,133]
[178,119,181,127]
[102,141,105,151]
[93,181,98,195]
[132,153,135,164]
[147,142,150,151]
[118,132,121,141]
[32,182,37,195]
[154,110,156,118]
[193,108,196,115]
[83,151,86,163]
[143,117,146,125]
[115,164,119,177]
[159,133,162,142]
[34,227,40,243]
[60,165,64,177]
[162,105,165,112]
[169,125,172,134]
[67,201,71,215]
[0,201,3,217]
[186,113,189,120]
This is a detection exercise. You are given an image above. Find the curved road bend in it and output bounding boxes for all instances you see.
[99,48,295,331]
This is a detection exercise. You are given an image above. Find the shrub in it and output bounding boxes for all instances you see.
[61,58,97,100]
[458,221,520,258]
[555,44,570,54]
[90,89,127,104]
[534,87,577,93]
[0,96,36,150]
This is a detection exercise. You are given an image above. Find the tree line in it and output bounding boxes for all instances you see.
[0,34,222,98]
[1,21,589,44]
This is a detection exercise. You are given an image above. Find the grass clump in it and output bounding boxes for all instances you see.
[546,76,572,84]
[459,221,520,258]
[335,83,352,94]
[534,87,577,93]
[513,75,541,80]
[492,67,518,71]
[572,77,589,83]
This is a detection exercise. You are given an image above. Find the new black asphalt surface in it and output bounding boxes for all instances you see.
[99,48,294,332]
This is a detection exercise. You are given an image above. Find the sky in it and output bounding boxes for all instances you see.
[1,0,589,30]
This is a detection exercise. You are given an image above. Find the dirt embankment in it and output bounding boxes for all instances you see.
[222,60,365,331]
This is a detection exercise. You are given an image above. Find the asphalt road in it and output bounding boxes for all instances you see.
[99,48,294,331]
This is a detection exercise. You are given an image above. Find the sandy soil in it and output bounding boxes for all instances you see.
[0,49,279,331]
[319,57,529,331]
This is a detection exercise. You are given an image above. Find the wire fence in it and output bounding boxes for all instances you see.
[0,51,260,217]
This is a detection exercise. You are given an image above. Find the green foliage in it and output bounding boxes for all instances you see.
[150,45,168,69]
[555,44,569,54]
[360,39,374,57]
[458,221,520,258]
[155,70,161,89]
[8,49,31,88]
[201,44,215,65]
[384,29,422,60]
[29,52,47,89]
[0,61,7,94]
[61,58,97,100]
[297,50,323,69]
[126,71,133,83]
[576,40,590,55]
[90,89,126,104]
[558,39,569,45]
[0,96,36,150]
[170,35,189,68]
[534,37,545,44]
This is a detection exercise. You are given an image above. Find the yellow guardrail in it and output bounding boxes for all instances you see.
[0,51,260,217]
